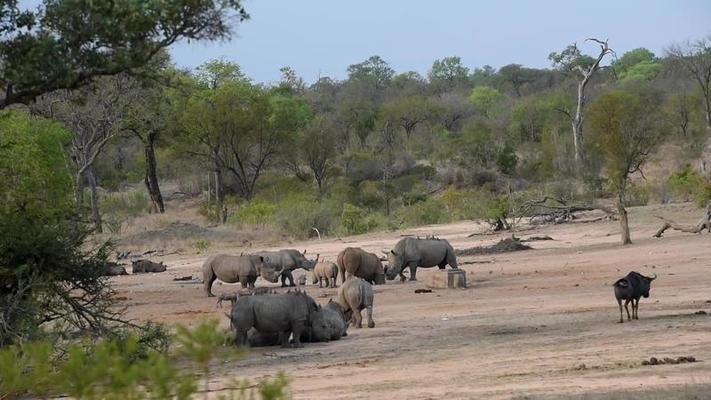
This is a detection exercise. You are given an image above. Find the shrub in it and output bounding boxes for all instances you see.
[395,198,448,227]
[230,200,277,228]
[0,320,289,400]
[339,203,379,235]
[668,164,711,206]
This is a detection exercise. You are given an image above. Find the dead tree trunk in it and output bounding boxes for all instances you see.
[143,138,165,213]
[653,204,711,237]
[86,167,103,233]
[556,38,614,168]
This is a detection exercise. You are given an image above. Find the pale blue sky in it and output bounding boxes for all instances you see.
[21,0,711,83]
[169,0,710,84]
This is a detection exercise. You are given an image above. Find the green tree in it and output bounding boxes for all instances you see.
[428,56,470,92]
[469,86,503,119]
[497,64,535,97]
[379,95,434,141]
[587,89,666,245]
[613,48,661,81]
[346,55,394,90]
[0,111,116,345]
[0,0,249,108]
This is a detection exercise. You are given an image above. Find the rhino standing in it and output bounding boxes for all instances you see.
[312,261,338,288]
[255,249,319,287]
[336,247,386,285]
[385,237,458,282]
[229,290,320,348]
[337,278,375,329]
[202,254,280,297]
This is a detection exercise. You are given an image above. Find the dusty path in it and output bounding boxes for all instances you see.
[114,204,711,399]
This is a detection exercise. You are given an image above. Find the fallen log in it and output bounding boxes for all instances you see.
[653,216,711,238]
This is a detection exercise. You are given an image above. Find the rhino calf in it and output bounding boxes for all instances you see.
[202,254,279,297]
[312,261,338,288]
[337,278,375,329]
[613,271,657,323]
[131,259,166,274]
[229,290,320,348]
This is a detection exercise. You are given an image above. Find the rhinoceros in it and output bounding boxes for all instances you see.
[254,249,319,287]
[385,237,458,282]
[312,261,338,288]
[202,254,280,297]
[229,289,320,348]
[131,259,166,273]
[311,300,348,340]
[103,262,128,276]
[245,299,347,346]
[337,278,375,329]
[336,247,386,285]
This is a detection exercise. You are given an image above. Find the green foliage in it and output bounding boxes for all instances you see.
[469,86,503,118]
[231,200,277,227]
[668,164,711,206]
[587,89,666,193]
[613,48,661,81]
[0,320,288,400]
[429,56,470,92]
[339,203,379,235]
[346,55,394,89]
[0,0,249,108]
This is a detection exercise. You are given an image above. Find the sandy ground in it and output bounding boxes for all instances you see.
[113,203,711,399]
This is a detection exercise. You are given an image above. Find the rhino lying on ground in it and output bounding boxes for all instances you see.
[255,249,319,287]
[202,254,280,297]
[103,262,128,276]
[385,237,458,282]
[131,259,166,273]
[229,289,320,348]
[245,298,348,346]
[337,247,386,285]
[337,278,375,328]
[312,261,338,288]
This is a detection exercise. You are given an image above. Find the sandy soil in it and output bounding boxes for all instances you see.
[113,203,711,399]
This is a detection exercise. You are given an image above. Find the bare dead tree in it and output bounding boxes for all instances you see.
[33,76,129,232]
[554,38,615,167]
[667,37,711,128]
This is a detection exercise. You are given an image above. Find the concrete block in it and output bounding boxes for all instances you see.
[424,269,467,289]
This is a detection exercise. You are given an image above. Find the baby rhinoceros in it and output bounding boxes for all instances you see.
[337,278,375,329]
[312,261,338,288]
[613,271,657,323]
[229,289,320,348]
[131,259,166,274]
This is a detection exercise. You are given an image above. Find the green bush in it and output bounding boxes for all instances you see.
[668,164,711,206]
[0,320,289,400]
[102,190,152,232]
[395,198,448,227]
[339,203,379,235]
[230,200,277,227]
[624,183,650,207]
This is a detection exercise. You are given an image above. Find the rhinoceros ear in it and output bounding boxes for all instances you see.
[381,250,389,255]
[391,250,396,255]
[302,249,307,256]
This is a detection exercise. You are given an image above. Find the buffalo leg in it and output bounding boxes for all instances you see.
[624,299,631,321]
[366,305,375,328]
[617,298,624,323]
[634,298,640,320]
